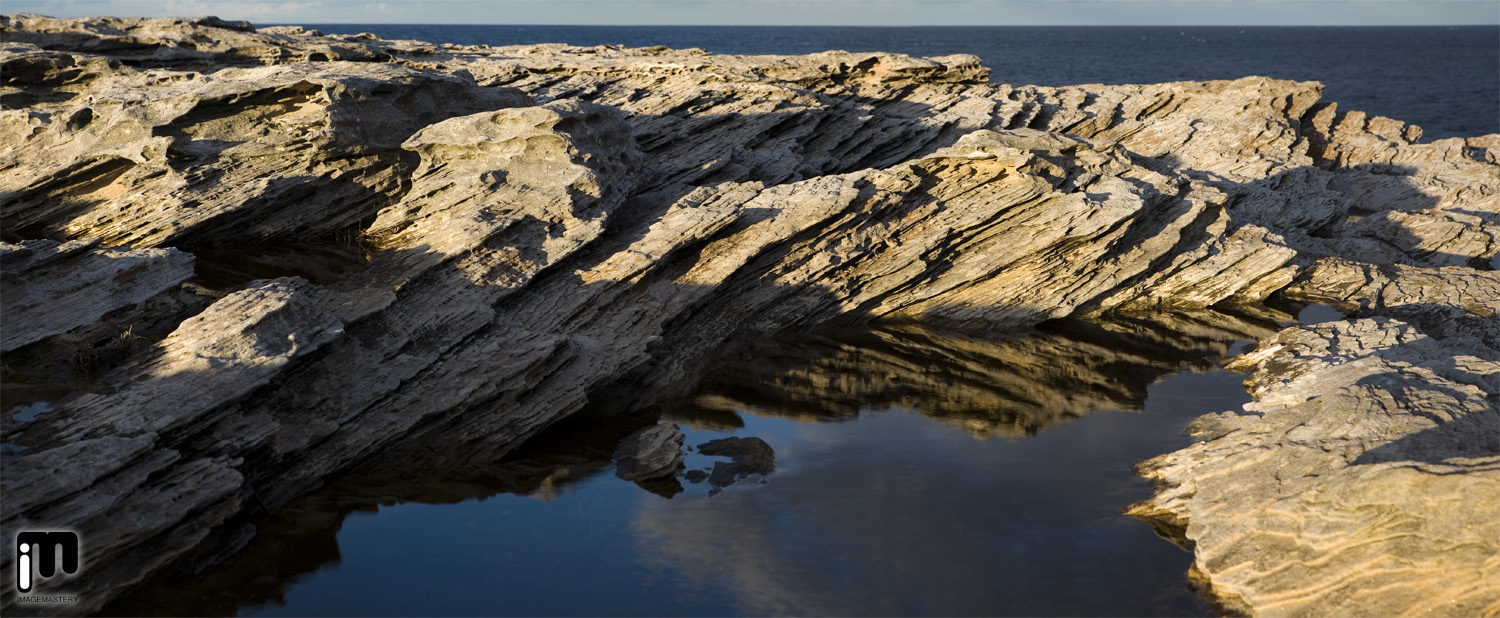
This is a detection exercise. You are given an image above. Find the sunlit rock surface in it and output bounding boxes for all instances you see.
[0,14,1496,616]
[1127,253,1500,616]
[1129,318,1500,617]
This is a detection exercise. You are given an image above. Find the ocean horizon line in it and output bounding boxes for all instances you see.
[275,23,1498,28]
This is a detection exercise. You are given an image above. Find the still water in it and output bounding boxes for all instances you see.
[107,308,1303,616]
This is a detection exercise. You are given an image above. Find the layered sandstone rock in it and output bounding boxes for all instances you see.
[1129,317,1500,617]
[0,239,193,352]
[1124,255,1500,617]
[0,15,1495,617]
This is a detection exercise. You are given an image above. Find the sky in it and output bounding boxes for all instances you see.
[6,0,1499,26]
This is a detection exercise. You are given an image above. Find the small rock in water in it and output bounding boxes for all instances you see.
[698,436,776,491]
[706,460,740,488]
[612,423,686,481]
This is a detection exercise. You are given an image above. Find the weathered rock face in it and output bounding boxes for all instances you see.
[1229,104,1500,273]
[0,15,397,68]
[0,53,528,248]
[0,239,193,352]
[1,277,344,614]
[0,15,1495,617]
[1125,248,1500,616]
[1129,317,1500,617]
[1285,257,1500,347]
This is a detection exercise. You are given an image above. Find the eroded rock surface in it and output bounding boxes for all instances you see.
[1,277,343,612]
[1125,251,1500,616]
[0,15,1495,617]
[1,54,527,248]
[1284,256,1500,347]
[0,239,192,352]
[1129,318,1499,617]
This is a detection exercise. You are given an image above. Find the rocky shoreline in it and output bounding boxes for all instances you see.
[1,14,1495,616]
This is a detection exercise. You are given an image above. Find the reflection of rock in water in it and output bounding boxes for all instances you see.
[103,307,1279,615]
[614,423,689,498]
[668,307,1284,438]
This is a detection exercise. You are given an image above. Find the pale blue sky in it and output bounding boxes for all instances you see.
[7,0,1499,26]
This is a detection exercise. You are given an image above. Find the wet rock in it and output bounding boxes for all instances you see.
[698,437,776,490]
[613,423,685,481]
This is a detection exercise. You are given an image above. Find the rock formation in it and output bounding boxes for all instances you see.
[612,423,686,481]
[103,306,1266,615]
[1129,317,1499,617]
[696,436,777,491]
[0,14,1495,617]
[0,239,193,353]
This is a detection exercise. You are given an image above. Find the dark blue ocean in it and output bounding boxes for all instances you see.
[297,25,1500,140]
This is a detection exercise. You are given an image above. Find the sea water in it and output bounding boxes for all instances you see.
[294,25,1499,140]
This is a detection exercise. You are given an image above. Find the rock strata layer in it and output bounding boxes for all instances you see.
[1129,317,1500,617]
[0,239,193,352]
[0,15,1495,617]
